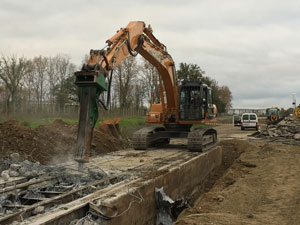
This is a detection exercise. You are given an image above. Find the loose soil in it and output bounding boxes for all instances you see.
[175,125,300,225]
[0,119,129,165]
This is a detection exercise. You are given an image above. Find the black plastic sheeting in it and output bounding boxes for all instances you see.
[155,187,190,225]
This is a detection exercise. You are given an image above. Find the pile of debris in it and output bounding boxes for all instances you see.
[1,153,45,181]
[0,153,114,215]
[0,153,107,182]
[254,116,300,143]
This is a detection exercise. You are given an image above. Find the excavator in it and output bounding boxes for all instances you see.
[266,107,280,123]
[295,105,300,119]
[74,21,217,170]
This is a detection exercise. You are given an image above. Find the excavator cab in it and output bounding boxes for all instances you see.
[178,81,214,121]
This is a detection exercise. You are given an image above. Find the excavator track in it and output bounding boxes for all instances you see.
[133,126,217,152]
[132,127,169,150]
[132,127,152,150]
[187,128,217,152]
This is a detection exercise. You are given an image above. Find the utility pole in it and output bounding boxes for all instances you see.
[292,93,296,109]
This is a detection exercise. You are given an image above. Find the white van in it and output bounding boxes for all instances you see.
[241,113,259,130]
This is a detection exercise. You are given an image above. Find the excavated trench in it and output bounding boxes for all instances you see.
[0,138,248,225]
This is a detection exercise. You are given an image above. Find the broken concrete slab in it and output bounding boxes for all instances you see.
[1,171,10,181]
[10,164,21,171]
[9,170,19,177]
[254,116,300,143]
[155,187,189,225]
[155,187,175,225]
[294,133,300,140]
[32,206,45,215]
[10,153,20,162]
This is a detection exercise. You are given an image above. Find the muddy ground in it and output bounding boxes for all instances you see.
[0,120,129,164]
[175,125,300,225]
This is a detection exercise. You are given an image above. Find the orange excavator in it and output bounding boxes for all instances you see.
[74,21,217,169]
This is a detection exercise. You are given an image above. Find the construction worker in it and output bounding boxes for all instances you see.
[191,93,200,105]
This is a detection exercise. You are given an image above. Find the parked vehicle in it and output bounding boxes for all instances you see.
[233,115,241,126]
[266,107,280,123]
[295,105,300,119]
[241,113,259,130]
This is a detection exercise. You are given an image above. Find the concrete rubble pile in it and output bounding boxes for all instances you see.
[255,116,300,141]
[0,153,60,181]
[0,153,108,182]
[0,153,112,215]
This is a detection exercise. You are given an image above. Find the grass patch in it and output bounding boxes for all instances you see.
[16,116,146,138]
[19,117,78,129]
[118,116,146,138]
[4,115,224,139]
[216,115,233,124]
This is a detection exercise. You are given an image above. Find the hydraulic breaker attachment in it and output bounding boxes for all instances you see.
[74,70,107,171]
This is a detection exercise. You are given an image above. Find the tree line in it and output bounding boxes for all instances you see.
[0,55,76,114]
[0,54,232,115]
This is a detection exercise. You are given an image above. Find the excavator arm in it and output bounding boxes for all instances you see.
[74,21,178,169]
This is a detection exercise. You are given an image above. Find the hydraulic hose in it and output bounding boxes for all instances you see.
[106,69,113,108]
[127,34,144,56]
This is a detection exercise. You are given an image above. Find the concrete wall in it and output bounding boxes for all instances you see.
[103,146,222,225]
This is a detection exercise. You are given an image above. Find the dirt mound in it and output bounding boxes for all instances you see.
[92,129,129,155]
[0,119,129,165]
[0,120,51,164]
[35,120,77,164]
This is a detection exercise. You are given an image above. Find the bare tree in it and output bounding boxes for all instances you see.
[46,57,59,106]
[0,86,8,113]
[22,61,35,111]
[0,55,28,112]
[132,79,146,111]
[30,56,48,111]
[113,56,138,109]
[53,55,76,110]
[141,58,161,106]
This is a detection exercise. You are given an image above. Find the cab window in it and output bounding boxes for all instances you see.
[180,91,185,104]
[242,115,249,120]
[208,88,212,104]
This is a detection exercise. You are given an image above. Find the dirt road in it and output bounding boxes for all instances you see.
[176,125,300,225]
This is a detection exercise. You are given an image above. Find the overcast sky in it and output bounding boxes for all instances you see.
[1,0,299,109]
